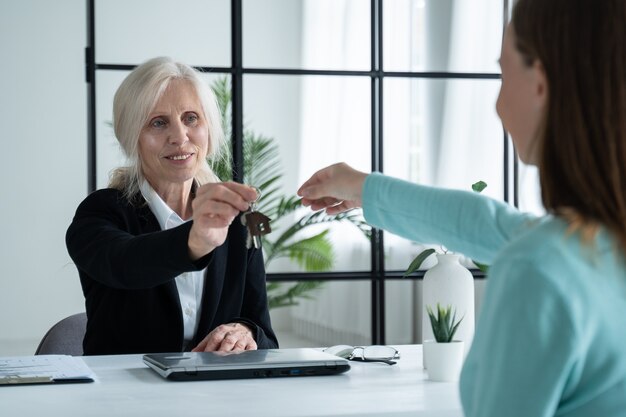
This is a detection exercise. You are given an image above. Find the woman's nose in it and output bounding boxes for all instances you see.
[167,120,188,145]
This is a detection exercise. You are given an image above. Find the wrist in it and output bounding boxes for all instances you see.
[188,226,214,261]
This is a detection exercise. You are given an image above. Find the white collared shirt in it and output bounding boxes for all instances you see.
[140,181,204,346]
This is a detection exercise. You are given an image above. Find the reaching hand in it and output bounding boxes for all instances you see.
[188,182,257,260]
[297,163,368,215]
[191,322,257,352]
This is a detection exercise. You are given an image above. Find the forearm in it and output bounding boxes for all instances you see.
[67,217,211,289]
[362,173,534,264]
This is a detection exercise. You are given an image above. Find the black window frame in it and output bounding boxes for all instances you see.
[85,0,514,344]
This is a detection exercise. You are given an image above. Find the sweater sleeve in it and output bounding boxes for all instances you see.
[362,172,535,264]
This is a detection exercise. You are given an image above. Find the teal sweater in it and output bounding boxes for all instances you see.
[363,173,626,417]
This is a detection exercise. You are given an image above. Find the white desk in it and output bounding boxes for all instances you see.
[0,345,462,417]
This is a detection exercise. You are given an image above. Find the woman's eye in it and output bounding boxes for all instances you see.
[151,119,166,128]
[185,113,199,124]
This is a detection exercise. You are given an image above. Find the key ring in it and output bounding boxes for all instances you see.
[250,186,262,210]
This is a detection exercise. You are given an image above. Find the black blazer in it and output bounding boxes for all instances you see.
[66,189,278,355]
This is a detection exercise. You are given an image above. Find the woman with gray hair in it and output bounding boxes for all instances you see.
[67,57,278,355]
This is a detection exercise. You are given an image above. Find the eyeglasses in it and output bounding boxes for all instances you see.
[324,345,400,365]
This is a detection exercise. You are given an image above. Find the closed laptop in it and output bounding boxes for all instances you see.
[143,348,350,381]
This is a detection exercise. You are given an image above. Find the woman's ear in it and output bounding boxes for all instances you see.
[533,60,548,108]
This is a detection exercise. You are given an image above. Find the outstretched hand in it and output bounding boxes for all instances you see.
[188,182,257,260]
[297,163,368,215]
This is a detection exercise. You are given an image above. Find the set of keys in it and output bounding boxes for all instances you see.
[241,187,272,249]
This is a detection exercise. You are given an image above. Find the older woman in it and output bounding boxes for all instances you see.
[67,57,278,355]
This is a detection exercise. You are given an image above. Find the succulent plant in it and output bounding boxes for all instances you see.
[426,303,464,343]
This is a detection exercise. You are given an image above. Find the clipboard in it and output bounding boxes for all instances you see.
[0,355,96,386]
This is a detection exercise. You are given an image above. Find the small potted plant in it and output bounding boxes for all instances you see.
[422,303,465,382]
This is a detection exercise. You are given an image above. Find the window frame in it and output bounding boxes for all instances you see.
[85,0,514,344]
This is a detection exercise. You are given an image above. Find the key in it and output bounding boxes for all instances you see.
[241,188,272,249]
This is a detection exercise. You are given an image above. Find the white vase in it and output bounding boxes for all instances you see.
[422,254,475,368]
[423,340,465,382]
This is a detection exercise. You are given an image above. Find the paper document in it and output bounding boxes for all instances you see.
[0,355,96,385]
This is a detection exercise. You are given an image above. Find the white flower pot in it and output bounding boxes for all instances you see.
[423,340,464,382]
[422,254,475,369]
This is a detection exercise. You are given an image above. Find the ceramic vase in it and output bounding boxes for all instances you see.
[423,340,465,382]
[422,254,474,368]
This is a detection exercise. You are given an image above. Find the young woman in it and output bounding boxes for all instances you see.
[298,0,626,415]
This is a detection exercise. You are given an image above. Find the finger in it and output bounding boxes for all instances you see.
[303,196,343,210]
[216,333,239,352]
[324,202,356,215]
[297,183,332,201]
[194,200,241,221]
[297,176,322,197]
[200,328,228,352]
[191,338,208,352]
[245,340,258,350]
[195,183,254,212]
[220,182,258,203]
[232,340,248,352]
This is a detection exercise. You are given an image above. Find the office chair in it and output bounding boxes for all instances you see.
[35,312,87,356]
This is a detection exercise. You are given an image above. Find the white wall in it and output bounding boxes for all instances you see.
[0,0,87,355]
[0,0,304,354]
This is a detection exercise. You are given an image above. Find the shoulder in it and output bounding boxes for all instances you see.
[79,188,133,207]
[71,188,152,230]
[488,216,614,324]
[76,188,144,214]
[496,216,595,278]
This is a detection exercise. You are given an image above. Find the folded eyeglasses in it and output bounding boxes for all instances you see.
[323,345,400,365]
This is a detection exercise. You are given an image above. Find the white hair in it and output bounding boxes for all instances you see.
[109,56,226,200]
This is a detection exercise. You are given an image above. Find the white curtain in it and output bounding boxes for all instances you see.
[291,0,373,346]
[289,0,504,346]
[433,0,504,192]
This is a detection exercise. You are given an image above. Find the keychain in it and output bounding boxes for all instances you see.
[241,187,272,249]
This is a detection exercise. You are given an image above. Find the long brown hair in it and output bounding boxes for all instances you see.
[513,0,626,251]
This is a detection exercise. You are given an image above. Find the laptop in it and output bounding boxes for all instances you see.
[142,348,350,381]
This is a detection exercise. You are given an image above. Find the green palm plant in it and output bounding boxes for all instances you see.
[210,77,370,308]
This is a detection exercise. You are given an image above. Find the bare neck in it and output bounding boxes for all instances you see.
[150,179,194,220]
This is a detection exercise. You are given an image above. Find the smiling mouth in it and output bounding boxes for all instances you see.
[165,153,193,161]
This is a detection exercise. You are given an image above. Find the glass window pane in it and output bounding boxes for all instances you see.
[244,74,372,273]
[382,77,503,271]
[95,0,230,67]
[95,70,229,189]
[95,70,128,189]
[270,280,372,347]
[385,278,487,344]
[383,0,503,73]
[518,163,545,215]
[243,0,370,70]
[385,280,418,345]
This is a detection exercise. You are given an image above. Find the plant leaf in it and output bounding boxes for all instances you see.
[472,260,489,273]
[278,230,334,271]
[427,303,463,343]
[403,248,436,277]
[472,181,487,193]
[267,281,325,309]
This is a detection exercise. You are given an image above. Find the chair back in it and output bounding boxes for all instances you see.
[35,313,87,356]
